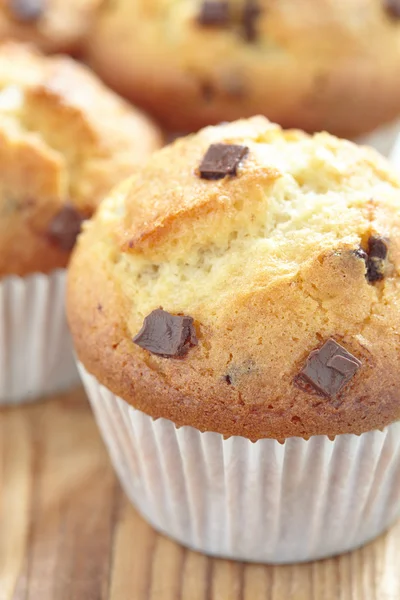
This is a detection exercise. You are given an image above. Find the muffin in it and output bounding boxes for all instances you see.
[0,42,162,403]
[68,116,400,563]
[0,0,100,54]
[87,0,400,139]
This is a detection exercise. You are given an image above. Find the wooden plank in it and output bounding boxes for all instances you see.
[0,388,399,600]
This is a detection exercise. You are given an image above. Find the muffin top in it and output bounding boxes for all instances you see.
[0,42,161,276]
[88,0,400,136]
[0,0,100,53]
[68,116,400,441]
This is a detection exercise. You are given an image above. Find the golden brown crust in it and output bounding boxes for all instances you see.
[0,42,162,276]
[87,0,400,137]
[67,117,400,440]
[0,0,100,54]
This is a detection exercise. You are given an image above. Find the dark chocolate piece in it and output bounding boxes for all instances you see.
[368,236,388,259]
[199,143,249,179]
[133,309,198,358]
[384,0,400,19]
[356,235,389,283]
[7,0,45,21]
[200,80,215,102]
[198,1,229,26]
[242,0,261,41]
[47,203,85,252]
[299,339,361,397]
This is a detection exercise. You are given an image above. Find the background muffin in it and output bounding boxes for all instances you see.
[0,42,162,276]
[0,42,161,404]
[0,0,100,54]
[87,0,400,137]
[69,116,400,563]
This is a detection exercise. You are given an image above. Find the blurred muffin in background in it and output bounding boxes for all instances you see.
[0,0,100,54]
[0,42,162,275]
[0,42,161,404]
[87,0,400,138]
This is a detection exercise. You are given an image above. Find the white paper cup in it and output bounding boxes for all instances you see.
[78,364,400,564]
[0,270,79,405]
[355,118,400,158]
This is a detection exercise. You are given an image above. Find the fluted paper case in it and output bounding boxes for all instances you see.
[79,364,400,564]
[0,270,79,404]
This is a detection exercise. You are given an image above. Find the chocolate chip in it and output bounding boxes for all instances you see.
[367,258,386,282]
[133,309,198,358]
[47,204,85,252]
[199,143,249,179]
[368,236,388,259]
[355,236,389,283]
[7,0,45,21]
[200,81,215,102]
[384,0,400,19]
[298,339,361,398]
[197,1,230,26]
[242,0,261,41]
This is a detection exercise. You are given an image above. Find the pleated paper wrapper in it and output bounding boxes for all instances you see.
[356,117,400,158]
[79,364,400,564]
[0,270,79,405]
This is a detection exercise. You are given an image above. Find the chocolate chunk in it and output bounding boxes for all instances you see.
[368,236,388,259]
[198,1,229,26]
[199,143,249,179]
[200,81,215,102]
[47,204,85,252]
[7,0,45,21]
[133,309,198,358]
[299,339,361,397]
[384,0,400,19]
[242,0,261,41]
[356,235,389,283]
[367,257,386,282]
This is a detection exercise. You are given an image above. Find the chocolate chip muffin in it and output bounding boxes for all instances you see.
[0,0,100,54]
[0,42,162,276]
[87,0,400,137]
[67,116,400,441]
[69,116,400,563]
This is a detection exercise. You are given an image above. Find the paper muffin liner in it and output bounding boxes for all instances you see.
[78,364,400,564]
[355,117,400,158]
[0,270,79,405]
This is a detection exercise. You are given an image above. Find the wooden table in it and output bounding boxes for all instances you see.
[0,388,399,600]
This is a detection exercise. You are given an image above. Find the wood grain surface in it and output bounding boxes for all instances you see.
[0,387,400,600]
